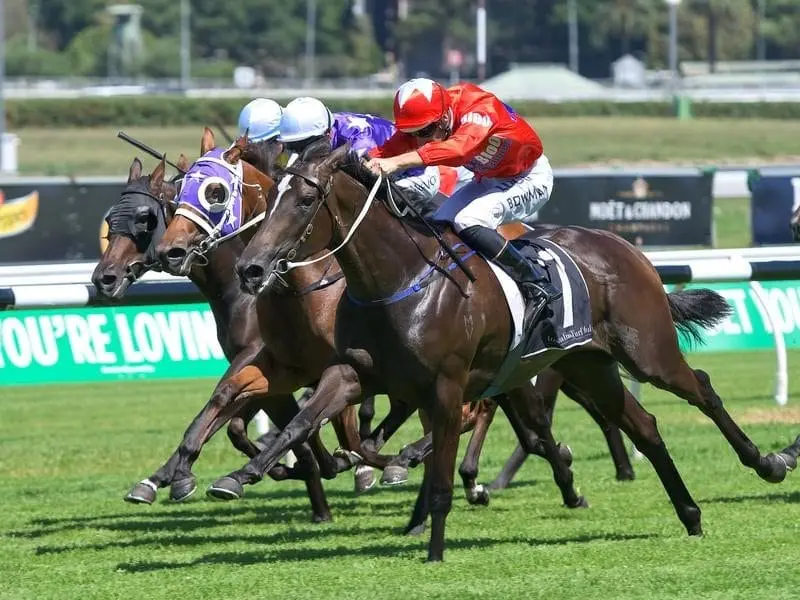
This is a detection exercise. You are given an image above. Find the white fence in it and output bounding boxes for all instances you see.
[2,245,800,407]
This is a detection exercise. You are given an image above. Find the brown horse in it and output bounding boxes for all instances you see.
[155,130,593,510]
[91,154,341,521]
[792,201,800,241]
[217,143,799,561]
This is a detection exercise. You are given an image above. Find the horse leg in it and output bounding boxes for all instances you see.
[458,399,497,505]
[555,353,702,535]
[425,374,465,562]
[488,370,562,491]
[381,403,475,486]
[207,364,363,500]
[261,394,332,523]
[625,349,797,483]
[124,349,267,504]
[560,379,635,481]
[330,404,376,493]
[359,396,377,440]
[496,383,586,509]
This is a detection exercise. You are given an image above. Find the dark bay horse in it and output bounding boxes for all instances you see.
[91,154,341,521]
[156,131,592,510]
[792,201,800,241]
[218,144,799,561]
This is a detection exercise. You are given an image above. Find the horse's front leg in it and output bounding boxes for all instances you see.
[425,373,465,562]
[207,364,363,501]
[125,347,268,504]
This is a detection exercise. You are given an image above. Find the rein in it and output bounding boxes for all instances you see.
[267,164,475,301]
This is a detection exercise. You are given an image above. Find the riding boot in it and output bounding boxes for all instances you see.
[459,225,562,330]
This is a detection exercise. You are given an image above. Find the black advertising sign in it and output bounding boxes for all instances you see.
[537,170,714,247]
[0,178,123,264]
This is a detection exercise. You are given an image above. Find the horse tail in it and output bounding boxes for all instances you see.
[667,288,733,347]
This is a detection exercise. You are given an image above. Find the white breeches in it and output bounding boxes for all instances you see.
[433,155,553,231]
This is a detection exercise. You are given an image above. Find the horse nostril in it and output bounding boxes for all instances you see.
[242,264,265,282]
[101,273,118,286]
[166,246,187,261]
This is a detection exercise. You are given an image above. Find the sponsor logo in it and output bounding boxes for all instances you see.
[589,200,692,221]
[0,190,38,239]
[467,135,510,172]
[460,112,493,128]
[619,177,662,200]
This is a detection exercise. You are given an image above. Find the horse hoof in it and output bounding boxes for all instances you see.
[558,443,573,467]
[169,477,197,503]
[206,477,244,501]
[759,453,789,484]
[566,495,589,509]
[616,469,636,482]
[312,511,333,524]
[466,484,490,506]
[354,465,376,494]
[404,522,427,537]
[381,465,409,486]
[124,481,157,505]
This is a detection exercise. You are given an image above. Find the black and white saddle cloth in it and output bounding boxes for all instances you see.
[512,234,593,357]
[479,232,593,398]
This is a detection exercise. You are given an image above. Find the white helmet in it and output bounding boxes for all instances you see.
[238,98,283,142]
[278,97,334,143]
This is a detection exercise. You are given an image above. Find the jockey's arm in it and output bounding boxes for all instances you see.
[368,125,488,175]
[416,126,487,168]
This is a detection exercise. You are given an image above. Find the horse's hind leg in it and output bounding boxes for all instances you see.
[496,383,586,509]
[555,353,702,535]
[458,399,497,505]
[626,349,797,483]
[560,379,635,481]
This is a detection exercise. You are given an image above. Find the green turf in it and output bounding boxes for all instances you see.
[1,351,799,599]
[17,117,800,176]
[714,196,751,248]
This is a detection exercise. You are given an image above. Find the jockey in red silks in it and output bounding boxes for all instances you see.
[366,78,561,329]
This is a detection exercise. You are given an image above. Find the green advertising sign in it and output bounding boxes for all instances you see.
[0,303,227,385]
[1,281,799,386]
[671,281,800,352]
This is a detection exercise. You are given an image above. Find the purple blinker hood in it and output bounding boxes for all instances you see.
[175,147,244,238]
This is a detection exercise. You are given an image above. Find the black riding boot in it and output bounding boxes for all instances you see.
[459,225,562,330]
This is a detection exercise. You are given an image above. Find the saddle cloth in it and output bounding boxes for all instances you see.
[486,233,592,356]
[480,232,593,397]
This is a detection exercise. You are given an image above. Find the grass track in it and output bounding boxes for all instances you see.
[17,117,800,176]
[2,351,800,599]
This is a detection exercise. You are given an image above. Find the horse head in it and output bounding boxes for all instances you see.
[91,155,185,301]
[157,127,273,276]
[792,202,800,242]
[236,141,351,295]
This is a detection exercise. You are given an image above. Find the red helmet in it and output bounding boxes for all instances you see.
[393,78,450,133]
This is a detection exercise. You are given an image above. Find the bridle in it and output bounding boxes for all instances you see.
[269,165,384,285]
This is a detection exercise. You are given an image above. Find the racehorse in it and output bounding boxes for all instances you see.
[91,153,345,521]
[216,143,799,561]
[156,130,600,509]
[792,201,800,241]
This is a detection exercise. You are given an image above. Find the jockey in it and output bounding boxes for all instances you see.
[237,98,285,171]
[366,78,561,330]
[277,96,442,203]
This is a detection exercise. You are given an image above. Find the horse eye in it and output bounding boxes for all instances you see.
[301,194,316,207]
[205,185,227,205]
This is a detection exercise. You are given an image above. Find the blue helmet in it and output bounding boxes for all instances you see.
[238,98,283,142]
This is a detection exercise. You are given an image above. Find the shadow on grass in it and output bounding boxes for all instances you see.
[114,531,658,572]
[700,491,800,505]
[35,525,392,555]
